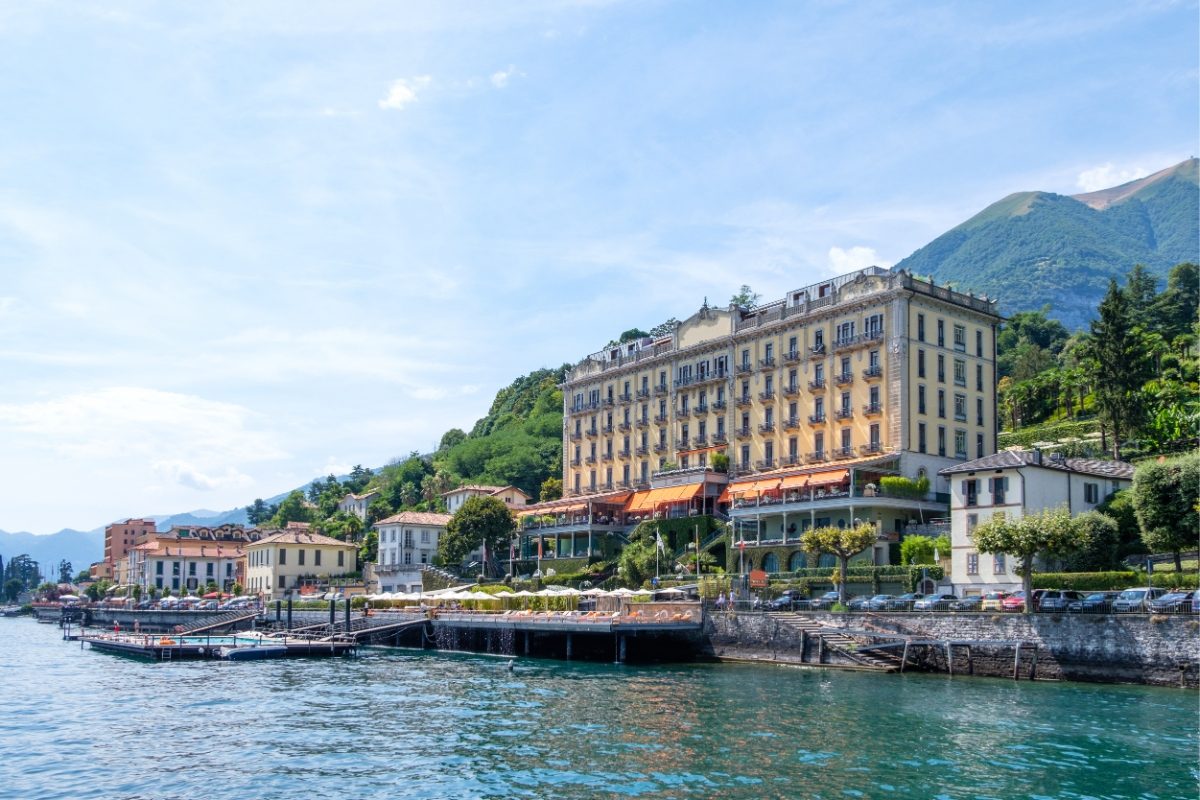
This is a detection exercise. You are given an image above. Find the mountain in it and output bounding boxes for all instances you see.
[895,158,1199,329]
[0,528,105,580]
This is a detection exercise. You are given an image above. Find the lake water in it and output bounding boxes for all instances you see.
[1,618,1195,799]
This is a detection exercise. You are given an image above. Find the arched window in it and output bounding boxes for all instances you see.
[762,553,779,573]
[788,551,806,571]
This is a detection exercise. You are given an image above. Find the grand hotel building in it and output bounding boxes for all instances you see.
[517,267,1001,574]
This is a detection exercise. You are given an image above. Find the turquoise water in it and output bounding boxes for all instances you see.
[2,618,1195,799]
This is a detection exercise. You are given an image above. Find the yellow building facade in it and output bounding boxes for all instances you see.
[561,268,1001,497]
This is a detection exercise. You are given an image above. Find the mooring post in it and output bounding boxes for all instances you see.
[524,631,530,655]
[286,597,293,630]
[967,645,973,675]
[344,598,350,631]
[946,642,954,676]
[618,634,627,664]
[900,641,909,673]
[1029,646,1038,680]
[799,630,806,663]
[1012,643,1022,680]
[329,599,336,629]
[817,636,824,664]
[566,633,573,661]
[275,600,281,624]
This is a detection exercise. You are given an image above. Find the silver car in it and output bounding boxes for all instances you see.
[1111,587,1167,612]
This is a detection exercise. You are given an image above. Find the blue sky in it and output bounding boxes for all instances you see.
[0,1,1196,535]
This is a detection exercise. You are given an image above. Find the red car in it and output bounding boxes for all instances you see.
[1001,589,1047,612]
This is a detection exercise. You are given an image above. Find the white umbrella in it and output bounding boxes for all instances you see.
[464,591,495,601]
[656,587,686,595]
[58,594,80,601]
[581,588,609,596]
[511,590,536,598]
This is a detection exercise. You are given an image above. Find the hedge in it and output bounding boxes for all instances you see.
[1031,571,1200,591]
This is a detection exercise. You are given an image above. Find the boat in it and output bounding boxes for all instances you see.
[1,606,22,617]
[218,643,288,661]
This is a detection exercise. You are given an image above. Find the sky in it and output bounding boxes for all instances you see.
[0,1,1196,535]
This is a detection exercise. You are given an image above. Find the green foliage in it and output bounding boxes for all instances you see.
[270,490,313,528]
[730,285,761,308]
[711,452,729,473]
[1058,511,1121,572]
[1097,488,1147,561]
[440,496,515,577]
[3,578,22,602]
[3,554,40,590]
[801,523,878,603]
[1132,453,1200,570]
[972,506,1084,612]
[1030,571,1200,591]
[1089,279,1153,457]
[878,475,930,499]
[245,498,278,526]
[900,535,936,565]
[359,530,378,566]
[539,476,563,502]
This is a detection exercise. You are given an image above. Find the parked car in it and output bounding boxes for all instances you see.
[1001,589,1049,612]
[885,593,926,611]
[810,591,841,610]
[1148,590,1195,613]
[1068,591,1120,613]
[768,590,809,611]
[913,593,958,611]
[196,600,218,610]
[1112,587,1167,612]
[866,594,895,611]
[846,594,872,611]
[980,591,1010,611]
[1037,590,1084,613]
[950,595,983,611]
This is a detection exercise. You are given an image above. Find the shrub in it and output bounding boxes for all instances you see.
[879,475,930,499]
[1030,571,1200,591]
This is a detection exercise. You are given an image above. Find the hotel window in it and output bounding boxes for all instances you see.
[954,359,966,386]
[188,562,196,576]
[937,426,946,456]
[954,393,966,421]
[741,380,750,400]
[788,335,798,356]
[976,397,984,426]
[764,441,773,463]
[814,432,824,458]
[976,364,984,392]
[993,554,1006,574]
[741,444,750,466]
[764,375,774,394]
[404,552,412,565]
[764,407,774,426]
[938,389,945,418]
[865,313,883,337]
[641,462,649,481]
[788,437,798,457]
[869,423,880,449]
[814,363,824,383]
[741,348,750,368]
[953,324,966,351]
[869,349,879,368]
[967,552,978,575]
[840,392,851,414]
[813,329,825,350]
[955,429,967,459]
[765,342,774,361]
[814,397,824,418]
[989,476,1008,505]
[840,356,850,377]
[206,563,214,576]
[840,427,851,451]
[298,549,305,566]
[314,550,321,566]
[976,433,984,457]
[937,319,944,347]
[918,423,926,453]
[680,395,689,413]
[788,368,798,390]
[623,464,630,483]
[917,350,925,378]
[156,561,163,575]
[716,417,725,435]
[1084,482,1099,504]
[917,313,925,342]
[937,354,945,382]
[836,321,855,344]
[967,513,978,533]
[976,329,984,357]
[869,386,880,407]
[278,576,285,589]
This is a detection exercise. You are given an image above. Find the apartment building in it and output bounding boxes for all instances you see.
[374,511,451,593]
[546,267,1001,575]
[443,485,532,514]
[103,518,157,570]
[245,530,358,600]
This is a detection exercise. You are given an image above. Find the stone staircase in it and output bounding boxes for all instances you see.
[766,613,900,671]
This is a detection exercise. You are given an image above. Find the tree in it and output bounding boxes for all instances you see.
[366,498,394,526]
[1060,512,1121,572]
[970,507,1082,613]
[1089,279,1152,459]
[900,535,936,565]
[270,490,313,528]
[1151,262,1199,342]
[801,523,878,604]
[3,579,22,602]
[438,429,467,453]
[1123,264,1159,331]
[711,452,729,473]
[539,476,563,502]
[3,554,40,589]
[1131,453,1200,572]
[648,318,679,338]
[58,560,73,584]
[617,532,658,589]
[730,285,760,308]
[245,498,276,526]
[439,496,515,578]
[359,530,379,566]
[75,569,91,583]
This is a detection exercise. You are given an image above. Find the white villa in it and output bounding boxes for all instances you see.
[442,484,531,514]
[374,511,452,593]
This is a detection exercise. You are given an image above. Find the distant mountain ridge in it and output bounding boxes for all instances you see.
[895,158,1199,328]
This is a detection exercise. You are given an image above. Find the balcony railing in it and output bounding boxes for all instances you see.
[692,404,709,417]
[782,383,800,397]
[735,395,753,407]
[601,452,614,462]
[836,408,853,420]
[712,399,727,411]
[808,413,826,424]
[618,421,631,432]
[601,424,614,434]
[835,372,854,386]
[636,417,650,428]
[602,397,614,407]
[654,442,669,453]
[831,446,855,459]
[863,402,882,416]
[636,445,649,456]
[618,448,631,458]
[781,454,802,467]
[859,443,884,455]
[618,392,632,403]
[736,362,753,375]
[696,368,729,384]
[955,412,968,422]
[654,413,669,424]
[782,416,800,430]
[808,378,825,390]
[654,383,669,395]
[759,421,775,434]
[758,390,775,402]
[833,335,861,351]
[569,431,583,441]
[809,345,826,359]
[585,456,597,465]
[783,349,801,363]
[692,435,708,447]
[636,387,651,399]
[808,450,828,461]
[863,330,885,344]
[570,458,582,467]
[755,458,775,470]
[759,356,775,369]
[734,426,752,439]
[676,439,690,450]
[711,432,727,444]
[863,365,882,379]
[585,427,599,437]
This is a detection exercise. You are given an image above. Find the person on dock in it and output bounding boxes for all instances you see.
[112,621,120,634]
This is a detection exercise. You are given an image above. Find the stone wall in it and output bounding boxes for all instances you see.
[706,611,1200,687]
[704,612,878,670]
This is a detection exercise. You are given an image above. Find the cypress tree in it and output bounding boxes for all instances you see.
[1089,279,1151,459]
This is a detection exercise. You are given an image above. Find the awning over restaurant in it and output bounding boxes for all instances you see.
[628,484,703,512]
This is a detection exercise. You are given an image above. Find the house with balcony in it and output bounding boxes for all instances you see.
[442,484,532,514]
[245,530,358,601]
[337,490,381,521]
[939,449,1135,595]
[374,511,452,593]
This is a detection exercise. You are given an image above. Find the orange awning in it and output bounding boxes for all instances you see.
[627,490,653,512]
[806,469,850,485]
[779,474,811,490]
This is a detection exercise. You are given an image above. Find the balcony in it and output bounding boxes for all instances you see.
[654,383,669,396]
[696,368,729,384]
[955,412,968,422]
[692,404,709,417]
[585,456,597,465]
[808,378,826,391]
[654,413,669,424]
[618,392,632,404]
[836,408,853,420]
[759,356,776,370]
[835,372,854,386]
[760,421,778,434]
[809,345,826,360]
[736,362,753,375]
[755,458,776,470]
[955,377,967,387]
[601,424,614,434]
[781,454,802,467]
[863,402,882,416]
[692,434,708,447]
[636,445,649,456]
[618,421,632,433]
[601,451,614,462]
[636,387,651,399]
[758,390,775,402]
[782,416,800,430]
[711,431,728,444]
[783,349,801,363]
[863,365,882,380]
[735,394,753,408]
[570,458,582,467]
[808,450,828,462]
[636,417,650,428]
[807,413,826,424]
[734,426,752,439]
[782,383,800,397]
[653,442,669,454]
[831,446,855,460]
[618,448,631,458]
[585,427,599,438]
[863,330,885,345]
[712,399,727,411]
[602,397,614,407]
[569,431,583,441]
[859,442,884,456]
[675,439,690,450]
[833,335,861,351]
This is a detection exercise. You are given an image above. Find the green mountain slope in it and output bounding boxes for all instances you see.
[895,159,1198,328]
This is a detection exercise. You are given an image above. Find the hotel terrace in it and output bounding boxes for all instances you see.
[516,267,1001,574]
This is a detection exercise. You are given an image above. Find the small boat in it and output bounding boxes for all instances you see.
[219,644,288,661]
[1,606,22,617]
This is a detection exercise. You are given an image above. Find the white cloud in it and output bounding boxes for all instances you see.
[1076,163,1150,193]
[491,65,521,88]
[319,458,352,477]
[153,460,254,491]
[378,76,432,110]
[827,245,891,273]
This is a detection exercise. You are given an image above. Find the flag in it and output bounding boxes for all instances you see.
[655,531,665,554]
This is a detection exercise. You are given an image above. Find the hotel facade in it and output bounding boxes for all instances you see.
[518,267,1001,576]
